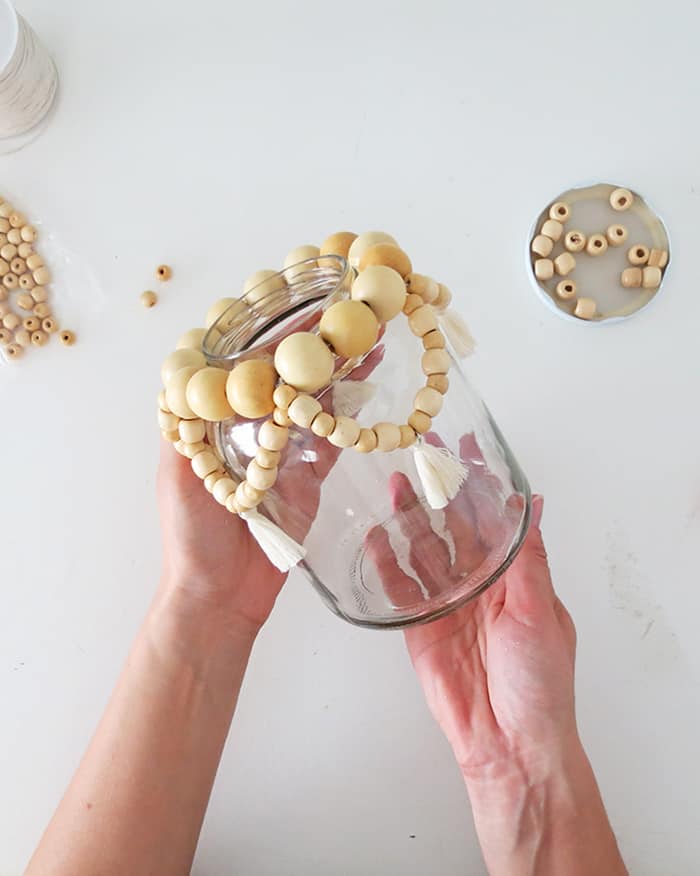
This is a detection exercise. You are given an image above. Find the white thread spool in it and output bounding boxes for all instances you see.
[0,0,58,152]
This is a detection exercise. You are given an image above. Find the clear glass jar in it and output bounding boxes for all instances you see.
[205,256,531,629]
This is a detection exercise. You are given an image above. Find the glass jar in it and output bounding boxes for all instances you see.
[205,256,531,630]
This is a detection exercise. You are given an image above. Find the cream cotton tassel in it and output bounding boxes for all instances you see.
[241,509,307,572]
[413,438,469,509]
[332,379,377,417]
[439,310,476,359]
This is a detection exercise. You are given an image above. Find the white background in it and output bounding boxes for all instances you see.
[2,1,699,873]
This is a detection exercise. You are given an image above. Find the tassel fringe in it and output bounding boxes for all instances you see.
[413,439,469,509]
[241,509,306,572]
[332,379,377,417]
[439,309,476,358]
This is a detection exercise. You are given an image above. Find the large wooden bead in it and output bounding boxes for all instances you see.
[288,394,323,428]
[179,418,206,443]
[33,267,50,285]
[586,234,608,256]
[319,299,378,358]
[192,449,220,478]
[647,248,668,268]
[161,348,206,384]
[422,348,450,375]
[319,231,358,259]
[243,269,287,304]
[33,302,50,318]
[408,411,432,434]
[606,224,628,246]
[185,367,235,421]
[408,305,438,337]
[534,258,554,280]
[627,244,649,266]
[258,420,289,451]
[226,358,276,419]
[31,286,47,302]
[274,331,334,392]
[373,422,401,452]
[351,265,405,322]
[554,252,576,276]
[564,230,586,253]
[620,267,642,288]
[272,384,297,410]
[414,387,444,417]
[549,202,571,222]
[283,245,320,281]
[8,229,21,244]
[555,279,577,300]
[642,266,662,288]
[354,428,378,453]
[574,298,597,320]
[610,188,633,211]
[541,219,564,242]
[359,243,412,278]
[213,477,237,506]
[166,365,201,418]
[246,460,278,491]
[347,232,398,269]
[25,253,42,270]
[311,411,335,437]
[328,415,361,448]
[406,273,439,304]
[177,328,207,351]
[531,234,553,258]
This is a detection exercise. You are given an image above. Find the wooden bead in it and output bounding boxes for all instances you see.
[319,299,378,358]
[422,329,445,350]
[31,285,47,302]
[273,407,291,426]
[0,203,12,219]
[606,224,628,246]
[283,245,320,281]
[258,420,289,451]
[205,297,237,329]
[226,358,277,419]
[42,317,58,334]
[156,264,172,281]
[166,365,201,418]
[311,411,335,437]
[172,439,189,455]
[621,267,642,288]
[158,390,170,412]
[33,267,50,285]
[0,216,7,230]
[60,330,75,346]
[231,483,255,511]
[288,393,323,428]
[246,460,278,491]
[2,273,17,289]
[177,328,207,350]
[360,244,412,278]
[0,301,7,316]
[204,471,224,493]
[0,327,11,345]
[372,422,401,452]
[406,273,439,304]
[186,367,234,421]
[422,348,450,375]
[555,279,577,300]
[2,312,19,330]
[158,409,180,432]
[20,225,36,242]
[408,410,432,434]
[627,244,649,266]
[33,302,50,318]
[179,418,205,443]
[161,348,206,384]
[182,441,207,460]
[610,188,633,211]
[141,290,157,308]
[554,252,576,276]
[10,258,24,275]
[534,258,554,280]
[408,305,438,337]
[642,266,662,289]
[240,480,266,508]
[427,373,449,394]
[243,269,287,305]
[351,264,406,322]
[399,424,417,448]
[17,242,33,259]
[541,219,563,242]
[31,330,48,346]
[7,228,21,245]
[549,202,571,222]
[213,477,237,506]
[23,316,39,331]
[192,449,220,479]
[433,284,452,312]
[272,384,297,410]
[274,331,334,392]
[5,343,22,359]
[647,248,668,268]
[347,231,398,269]
[25,253,43,271]
[319,231,358,259]
[574,298,597,320]
[161,429,180,442]
[9,212,25,228]
[586,234,608,256]
[402,293,423,315]
[414,387,443,417]
[0,257,7,276]
[14,329,31,347]
[328,415,361,448]
[255,447,281,469]
[531,234,553,258]
[16,292,34,310]
[354,427,378,453]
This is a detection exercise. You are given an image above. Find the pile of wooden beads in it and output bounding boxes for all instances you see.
[158,231,454,518]
[0,194,73,358]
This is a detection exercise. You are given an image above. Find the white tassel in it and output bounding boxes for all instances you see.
[413,439,469,509]
[439,309,476,358]
[241,509,306,572]
[332,379,377,417]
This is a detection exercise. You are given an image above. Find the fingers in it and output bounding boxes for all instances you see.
[365,524,423,608]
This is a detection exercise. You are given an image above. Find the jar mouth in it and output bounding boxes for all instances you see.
[203,255,352,367]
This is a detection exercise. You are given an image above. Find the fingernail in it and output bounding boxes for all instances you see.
[532,494,544,528]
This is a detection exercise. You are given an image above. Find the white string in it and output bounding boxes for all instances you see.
[0,13,58,140]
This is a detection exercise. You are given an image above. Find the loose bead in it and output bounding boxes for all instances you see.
[158,409,179,432]
[204,471,224,493]
[17,242,33,258]
[161,348,206,384]
[310,411,335,437]
[541,219,564,242]
[179,418,206,443]
[25,253,43,271]
[402,293,423,315]
[354,427,378,453]
[427,373,449,394]
[177,328,207,350]
[2,312,19,330]
[372,422,401,452]
[273,407,291,426]
[406,273,439,304]
[606,224,628,246]
[141,290,157,308]
[621,267,642,288]
[288,393,323,428]
[610,188,633,211]
[350,264,406,322]
[5,343,22,359]
[9,212,24,228]
[16,292,34,310]
[2,273,17,289]
[60,330,75,346]
[555,279,577,300]
[328,415,361,448]
[31,286,47,302]
[0,327,11,345]
[182,441,208,460]
[283,245,320,281]
[433,284,452,312]
[627,244,649,266]
[647,249,668,268]
[360,243,413,278]
[274,331,334,392]
[186,367,234,421]
[272,384,297,410]
[414,386,443,417]
[23,316,39,331]
[258,420,289,451]
[213,477,237,506]
[422,329,446,350]
[408,411,432,434]
[319,299,378,358]
[422,348,451,375]
[347,231,398,269]
[549,202,571,222]
[192,449,220,479]
[399,424,417,448]
[226,358,277,419]
[531,234,553,258]
[7,228,21,245]
[14,329,31,347]
[586,234,608,256]
[10,257,24,275]
[33,302,50,318]
[33,267,50,285]
[156,264,172,281]
[0,258,7,276]
[246,460,278,491]
[166,365,201,418]
[554,252,576,276]
[319,231,358,259]
[20,225,36,242]
[42,317,58,334]
[255,447,281,469]
[574,298,597,320]
[408,305,438,337]
[31,330,48,346]
[642,266,662,288]
[534,258,554,280]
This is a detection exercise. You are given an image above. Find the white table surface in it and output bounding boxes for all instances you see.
[2,1,699,873]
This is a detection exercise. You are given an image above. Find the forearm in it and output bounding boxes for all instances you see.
[26,579,255,876]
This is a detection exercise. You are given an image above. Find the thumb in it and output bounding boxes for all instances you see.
[503,495,557,624]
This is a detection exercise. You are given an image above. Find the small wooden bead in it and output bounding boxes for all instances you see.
[549,202,571,222]
[328,415,361,448]
[0,203,12,219]
[176,328,207,350]
[627,245,649,266]
[17,242,33,259]
[399,424,417,448]
[42,317,58,334]
[7,228,21,245]
[351,264,406,323]
[226,358,277,419]
[642,266,662,289]
[246,460,278,491]
[406,273,439,304]
[427,373,449,394]
[20,225,36,242]
[360,244,413,279]
[10,257,24,275]
[16,292,34,310]
[14,329,31,347]
[0,258,7,276]
[288,393,323,428]
[408,410,432,434]
[182,441,208,460]
[347,231,398,269]
[179,418,206,443]
[422,348,451,375]
[408,305,438,337]
[31,330,48,346]
[166,365,200,418]
[433,284,452,312]
[33,302,50,318]
[574,298,597,320]
[311,411,335,437]
[60,330,75,346]
[242,481,266,506]
[541,219,564,242]
[554,252,576,276]
[5,343,22,359]
[586,234,608,256]
[192,449,220,479]
[610,188,633,211]
[621,267,642,288]
[319,231,358,259]
[204,471,224,493]
[372,422,401,452]
[158,409,179,432]
[141,290,157,308]
[255,447,281,469]
[158,390,170,412]
[173,440,188,456]
[186,367,234,421]
[156,264,172,281]
[422,329,446,350]
[403,293,423,315]
[32,267,50,285]
[0,216,8,230]
[534,258,554,280]
[555,279,577,300]
[606,224,628,246]
[25,253,43,271]
[531,234,553,258]
[161,348,206,384]
[0,327,11,345]
[23,316,40,331]
[319,299,378,358]
[31,285,47,302]
[162,429,180,442]
[414,386,444,417]
[274,331,334,392]
[230,483,255,511]
[272,384,297,410]
[258,420,289,451]
[647,248,668,268]
[2,273,17,289]
[354,427,378,453]
[273,407,291,426]
[9,212,24,228]
[2,312,19,330]
[213,477,237,505]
